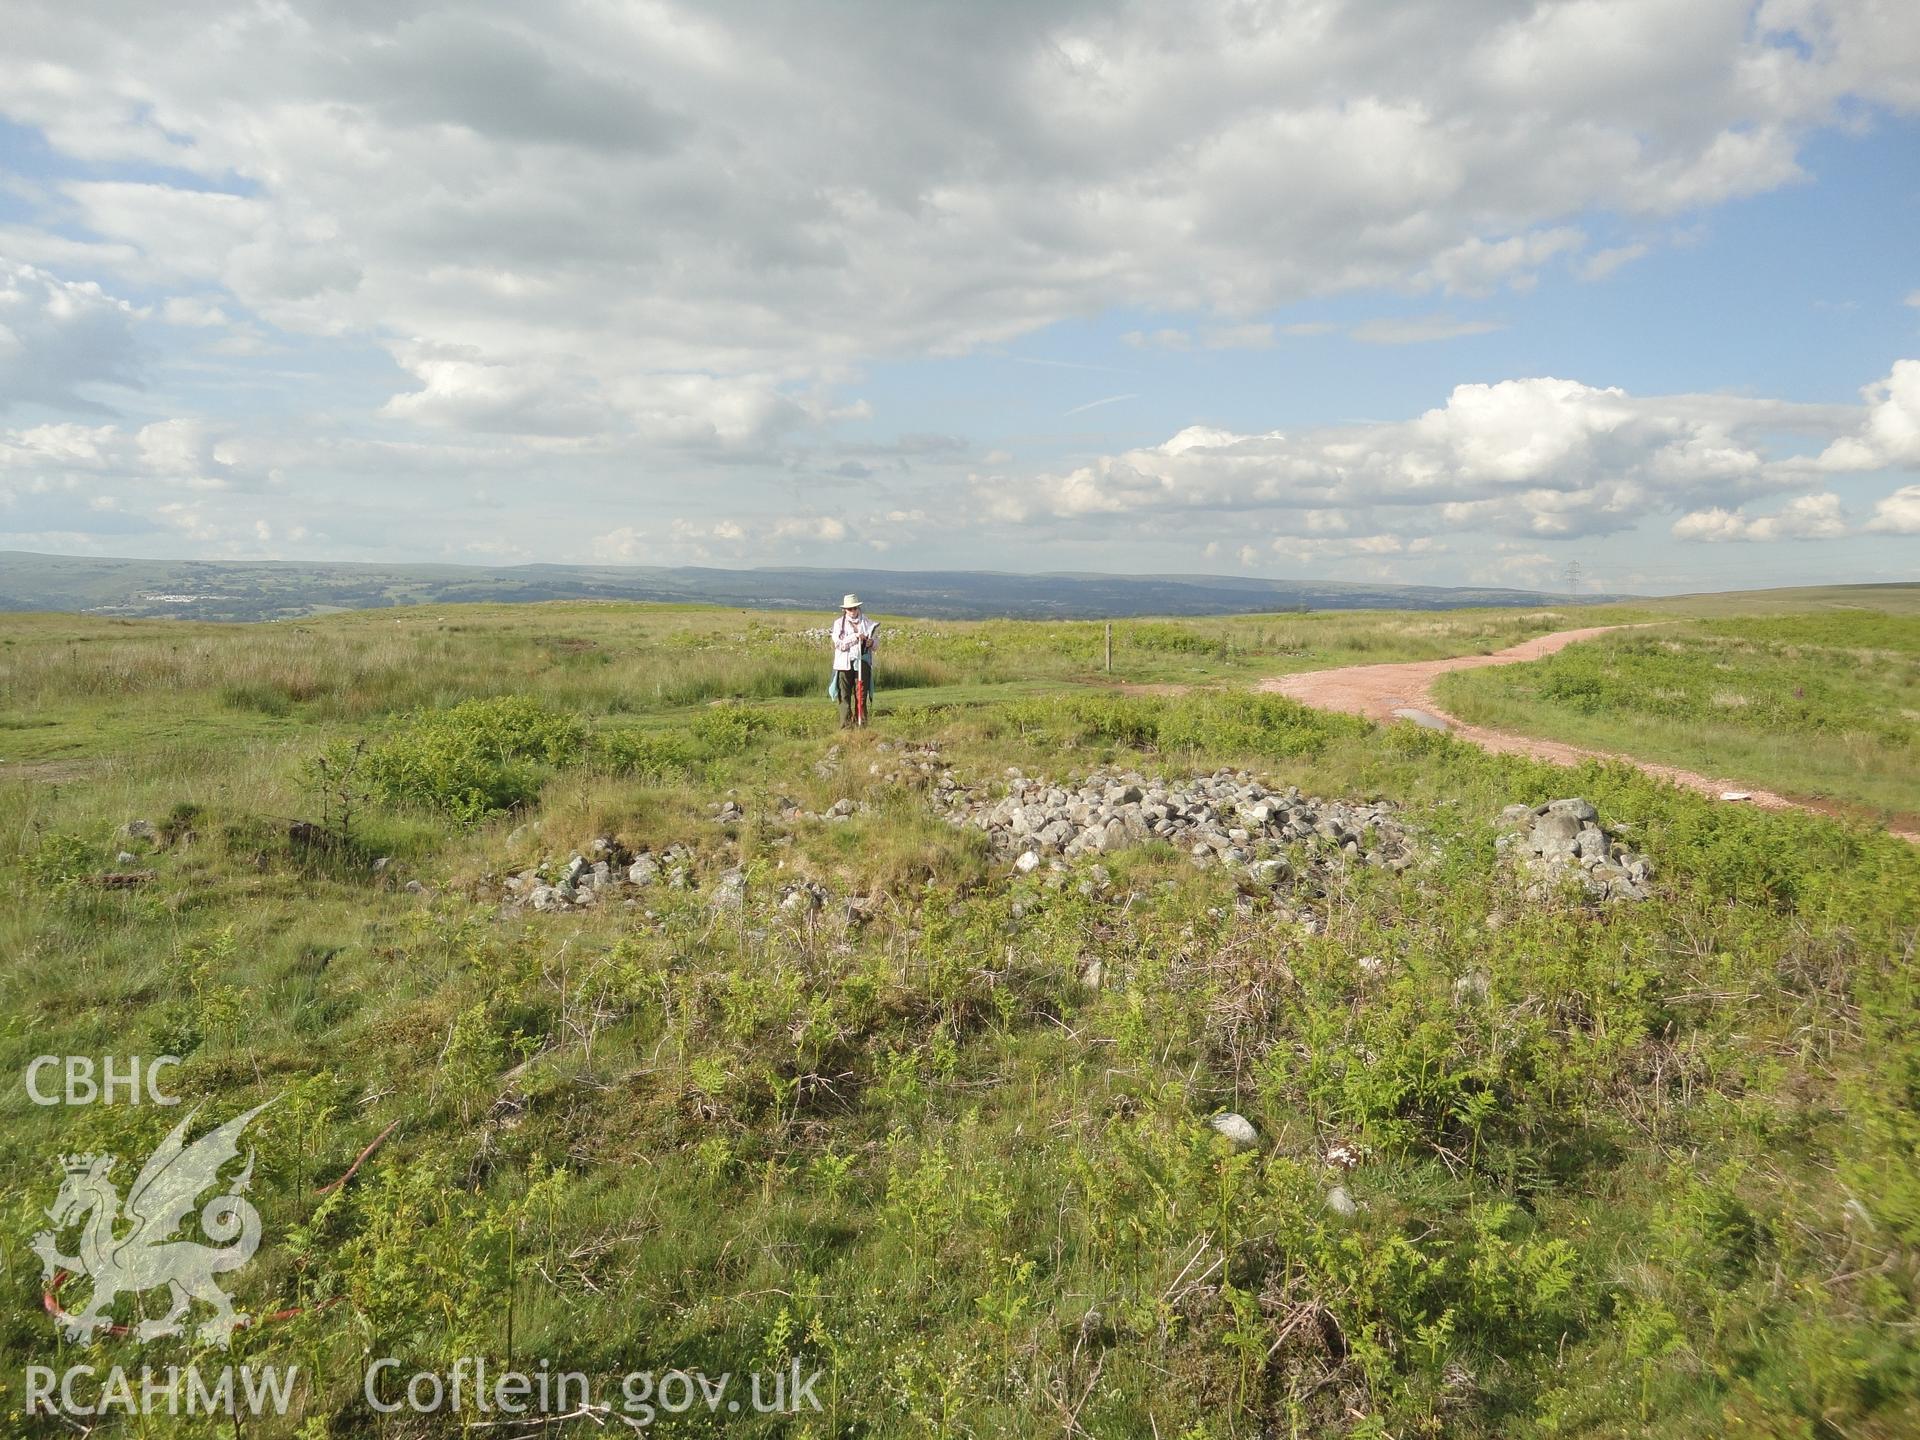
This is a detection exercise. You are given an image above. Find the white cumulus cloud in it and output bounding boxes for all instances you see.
[983,373,1855,540]
[1866,484,1920,534]
[1818,358,1920,469]
[2,0,1914,427]
[0,260,144,413]
[1672,492,1848,541]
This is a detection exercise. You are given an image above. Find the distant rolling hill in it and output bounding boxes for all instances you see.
[0,551,1618,621]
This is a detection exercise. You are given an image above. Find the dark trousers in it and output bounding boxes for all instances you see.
[836,660,872,726]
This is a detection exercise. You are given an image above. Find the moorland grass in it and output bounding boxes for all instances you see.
[1434,613,1920,817]
[0,598,1916,1438]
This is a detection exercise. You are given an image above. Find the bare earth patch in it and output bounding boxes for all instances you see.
[0,759,99,785]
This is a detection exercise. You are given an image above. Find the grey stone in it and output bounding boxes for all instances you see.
[1013,850,1041,874]
[1533,812,1582,856]
[122,819,157,841]
[1209,1113,1259,1150]
[1326,1185,1359,1217]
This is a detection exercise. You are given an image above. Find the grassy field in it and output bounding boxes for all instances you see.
[2,597,1917,1437]
[1434,606,1920,818]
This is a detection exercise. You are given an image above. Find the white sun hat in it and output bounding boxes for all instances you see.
[841,593,862,609]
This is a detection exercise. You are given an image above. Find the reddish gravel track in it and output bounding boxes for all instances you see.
[1259,625,1919,843]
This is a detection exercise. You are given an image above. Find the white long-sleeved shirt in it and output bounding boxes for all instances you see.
[830,613,877,670]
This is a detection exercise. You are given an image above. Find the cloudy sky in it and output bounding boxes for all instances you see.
[2,0,1917,592]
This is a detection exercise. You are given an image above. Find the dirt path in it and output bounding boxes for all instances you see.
[1259,625,1920,843]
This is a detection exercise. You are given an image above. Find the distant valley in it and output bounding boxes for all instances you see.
[0,551,1613,621]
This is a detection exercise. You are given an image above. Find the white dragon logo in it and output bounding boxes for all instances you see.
[32,1100,273,1347]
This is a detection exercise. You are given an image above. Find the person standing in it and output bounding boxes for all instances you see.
[829,593,878,727]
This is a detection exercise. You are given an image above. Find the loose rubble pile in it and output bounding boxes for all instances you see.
[865,741,953,788]
[763,796,871,824]
[1496,797,1654,902]
[499,834,849,919]
[934,764,1420,882]
[502,836,701,913]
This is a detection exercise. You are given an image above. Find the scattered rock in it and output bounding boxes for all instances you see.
[709,868,747,909]
[1498,797,1654,902]
[1325,1185,1359,1217]
[779,882,828,915]
[1013,850,1042,874]
[1496,803,1535,832]
[1209,1112,1259,1151]
[121,819,157,842]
